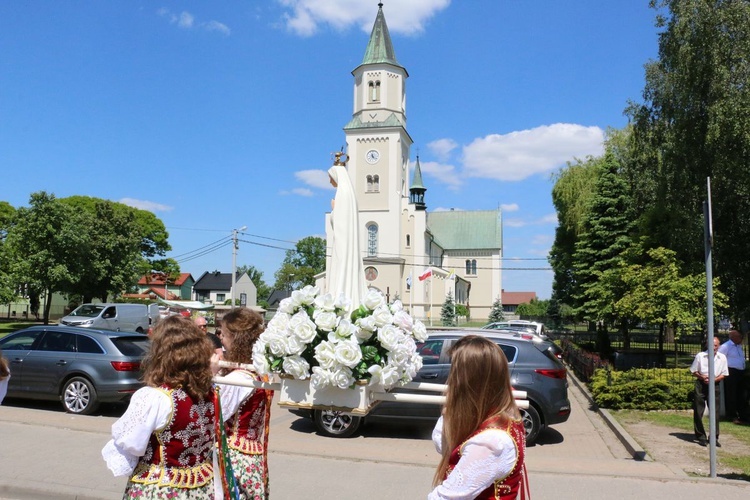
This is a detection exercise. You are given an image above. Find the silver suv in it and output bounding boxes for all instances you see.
[294,329,571,444]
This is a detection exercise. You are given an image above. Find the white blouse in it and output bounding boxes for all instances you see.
[428,416,519,500]
[216,370,256,420]
[101,386,173,477]
[0,371,9,404]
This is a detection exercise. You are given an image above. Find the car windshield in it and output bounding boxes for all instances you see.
[70,305,105,317]
[112,336,150,356]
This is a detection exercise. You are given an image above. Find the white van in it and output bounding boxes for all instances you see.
[60,303,159,333]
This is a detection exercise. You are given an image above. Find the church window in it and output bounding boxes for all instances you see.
[406,234,410,248]
[369,80,381,102]
[466,259,477,275]
[373,175,380,192]
[366,175,373,192]
[367,223,378,256]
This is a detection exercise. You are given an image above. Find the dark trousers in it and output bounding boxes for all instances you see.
[724,367,747,420]
[693,379,720,439]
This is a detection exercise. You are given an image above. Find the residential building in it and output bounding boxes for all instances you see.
[132,272,194,301]
[193,271,257,307]
[501,290,538,316]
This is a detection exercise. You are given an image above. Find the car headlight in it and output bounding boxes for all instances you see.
[82,319,94,326]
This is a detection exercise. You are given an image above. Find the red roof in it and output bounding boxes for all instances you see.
[138,272,192,286]
[501,291,537,306]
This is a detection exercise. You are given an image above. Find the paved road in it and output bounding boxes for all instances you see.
[1,377,749,499]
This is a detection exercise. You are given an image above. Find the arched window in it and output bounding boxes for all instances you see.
[373,175,380,192]
[367,223,378,256]
[406,234,411,247]
[471,259,477,275]
[369,80,381,102]
[465,260,471,274]
[366,175,373,192]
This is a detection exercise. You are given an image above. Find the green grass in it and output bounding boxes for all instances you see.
[0,321,40,337]
[614,409,750,478]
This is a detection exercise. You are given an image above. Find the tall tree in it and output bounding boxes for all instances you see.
[441,291,457,327]
[0,202,17,304]
[274,236,326,289]
[237,264,271,305]
[628,0,750,321]
[5,192,87,323]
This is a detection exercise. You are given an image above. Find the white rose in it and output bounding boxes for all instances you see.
[284,334,305,356]
[389,300,404,314]
[314,292,337,311]
[332,366,356,389]
[412,320,428,342]
[354,326,375,343]
[377,324,403,351]
[392,310,413,332]
[266,331,288,358]
[372,305,393,328]
[314,341,337,370]
[278,298,296,315]
[252,344,271,375]
[378,364,400,388]
[298,285,320,305]
[334,294,352,313]
[282,355,310,379]
[356,314,377,332]
[334,340,363,368]
[313,310,339,332]
[268,311,291,331]
[388,344,412,368]
[362,289,386,310]
[329,319,355,343]
[290,311,318,343]
[310,366,334,389]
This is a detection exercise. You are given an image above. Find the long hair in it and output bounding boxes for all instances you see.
[433,335,519,486]
[221,307,265,366]
[0,348,9,380]
[142,315,214,400]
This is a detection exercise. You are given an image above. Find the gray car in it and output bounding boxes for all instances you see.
[0,325,149,415]
[295,329,571,444]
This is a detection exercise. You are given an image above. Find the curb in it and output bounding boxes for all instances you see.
[565,367,652,462]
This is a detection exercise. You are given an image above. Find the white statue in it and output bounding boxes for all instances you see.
[327,153,367,311]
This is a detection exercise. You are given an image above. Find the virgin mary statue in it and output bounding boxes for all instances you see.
[327,153,367,311]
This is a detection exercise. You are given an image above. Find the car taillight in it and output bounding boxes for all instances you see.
[535,368,567,379]
[111,361,141,372]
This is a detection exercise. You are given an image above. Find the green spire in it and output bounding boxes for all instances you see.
[361,3,401,67]
[411,156,425,189]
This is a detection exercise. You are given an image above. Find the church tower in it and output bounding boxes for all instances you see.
[343,3,413,271]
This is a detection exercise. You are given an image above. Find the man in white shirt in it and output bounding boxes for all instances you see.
[691,336,729,446]
[718,329,747,424]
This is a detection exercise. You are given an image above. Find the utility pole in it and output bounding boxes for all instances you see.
[231,226,247,309]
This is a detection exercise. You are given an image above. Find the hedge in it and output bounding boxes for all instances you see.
[589,368,694,410]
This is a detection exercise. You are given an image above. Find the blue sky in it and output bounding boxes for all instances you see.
[0,1,660,299]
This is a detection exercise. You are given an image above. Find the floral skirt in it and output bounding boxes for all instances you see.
[228,448,267,500]
[123,481,214,499]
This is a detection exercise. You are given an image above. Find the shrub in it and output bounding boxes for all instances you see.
[589,368,693,410]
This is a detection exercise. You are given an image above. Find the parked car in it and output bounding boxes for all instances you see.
[60,303,159,333]
[482,323,562,359]
[483,320,547,339]
[0,325,149,414]
[291,329,571,444]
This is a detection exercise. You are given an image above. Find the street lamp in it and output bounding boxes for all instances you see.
[230,225,247,309]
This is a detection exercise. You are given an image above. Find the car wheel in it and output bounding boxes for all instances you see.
[313,409,362,438]
[520,404,541,445]
[62,377,99,415]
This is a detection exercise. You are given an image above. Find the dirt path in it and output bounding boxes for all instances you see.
[617,411,750,479]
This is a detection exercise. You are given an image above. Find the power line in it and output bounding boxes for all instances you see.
[170,236,232,260]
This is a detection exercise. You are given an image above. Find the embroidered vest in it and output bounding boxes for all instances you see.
[447,416,527,500]
[226,370,274,455]
[131,387,216,488]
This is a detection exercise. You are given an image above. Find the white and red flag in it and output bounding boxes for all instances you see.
[418,267,432,281]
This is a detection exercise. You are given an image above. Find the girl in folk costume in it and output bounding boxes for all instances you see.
[0,347,10,404]
[102,315,217,499]
[429,335,529,500]
[212,307,273,500]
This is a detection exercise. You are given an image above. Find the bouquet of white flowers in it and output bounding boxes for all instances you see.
[252,285,427,391]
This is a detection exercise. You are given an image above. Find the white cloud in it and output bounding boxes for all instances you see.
[417,160,462,190]
[427,138,458,161]
[204,20,231,36]
[276,0,451,37]
[157,9,230,36]
[291,188,314,197]
[540,213,558,224]
[501,203,519,212]
[528,248,551,257]
[531,234,553,245]
[462,123,605,181]
[504,218,526,228]
[295,169,334,190]
[504,213,558,229]
[119,198,173,213]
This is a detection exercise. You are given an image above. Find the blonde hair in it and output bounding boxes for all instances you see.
[142,315,214,400]
[433,335,519,486]
[0,348,9,381]
[221,307,265,365]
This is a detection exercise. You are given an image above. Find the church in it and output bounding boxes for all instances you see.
[317,4,503,323]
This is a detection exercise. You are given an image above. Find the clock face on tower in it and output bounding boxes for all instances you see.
[365,149,380,164]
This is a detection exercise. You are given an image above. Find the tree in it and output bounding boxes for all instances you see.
[0,201,17,304]
[628,0,750,322]
[5,192,88,323]
[516,298,550,318]
[274,236,326,289]
[487,297,505,323]
[441,292,456,326]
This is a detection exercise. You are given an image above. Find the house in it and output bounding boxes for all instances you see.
[130,272,195,301]
[193,271,257,307]
[501,290,538,316]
